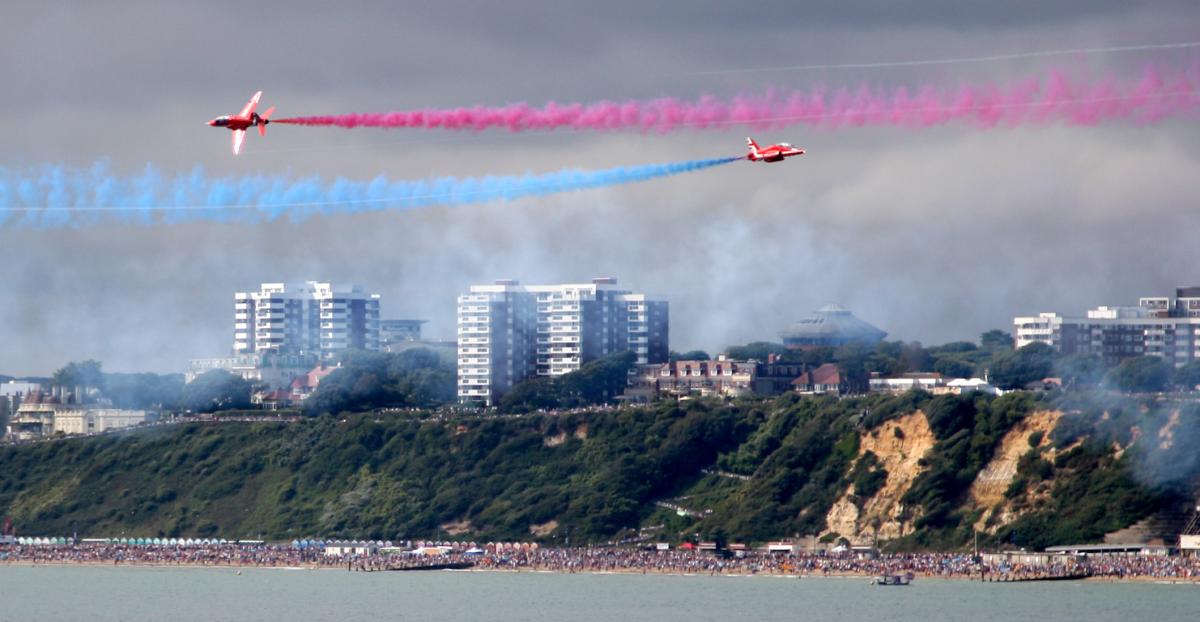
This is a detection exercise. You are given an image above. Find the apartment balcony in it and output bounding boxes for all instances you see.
[542,307,583,317]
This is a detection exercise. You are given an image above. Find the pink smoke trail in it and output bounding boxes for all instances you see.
[275,66,1198,133]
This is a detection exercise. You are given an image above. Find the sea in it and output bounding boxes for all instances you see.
[1,566,1197,621]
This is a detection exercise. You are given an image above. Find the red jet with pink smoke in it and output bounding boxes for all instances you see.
[274,66,1198,133]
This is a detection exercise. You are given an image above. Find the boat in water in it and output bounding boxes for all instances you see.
[872,573,913,586]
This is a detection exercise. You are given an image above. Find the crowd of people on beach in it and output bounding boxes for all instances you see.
[3,540,1200,580]
[478,548,1073,579]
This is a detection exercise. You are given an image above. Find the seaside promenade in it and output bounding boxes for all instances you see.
[3,542,1200,581]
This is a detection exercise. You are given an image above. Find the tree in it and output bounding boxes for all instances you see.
[670,350,712,362]
[988,343,1055,390]
[899,342,932,373]
[104,372,185,410]
[980,330,1015,351]
[1104,356,1171,393]
[51,360,105,390]
[932,356,974,379]
[1056,354,1107,389]
[929,341,978,355]
[180,370,253,413]
[1172,360,1200,391]
[831,342,871,392]
[305,348,455,415]
[722,342,787,361]
[499,351,637,413]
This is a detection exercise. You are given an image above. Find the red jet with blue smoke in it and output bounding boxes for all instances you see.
[745,137,805,163]
[207,91,275,155]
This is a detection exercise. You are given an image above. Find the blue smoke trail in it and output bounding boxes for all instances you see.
[0,156,742,228]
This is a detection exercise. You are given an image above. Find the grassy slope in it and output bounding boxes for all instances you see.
[0,392,1182,547]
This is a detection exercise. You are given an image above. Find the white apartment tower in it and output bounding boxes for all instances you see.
[234,282,381,359]
[1014,286,1200,367]
[458,278,669,405]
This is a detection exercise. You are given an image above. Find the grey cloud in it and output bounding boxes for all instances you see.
[1,1,1199,374]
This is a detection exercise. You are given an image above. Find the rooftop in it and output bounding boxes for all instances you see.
[780,305,887,346]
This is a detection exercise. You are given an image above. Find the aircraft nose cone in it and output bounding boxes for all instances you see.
[206,120,216,126]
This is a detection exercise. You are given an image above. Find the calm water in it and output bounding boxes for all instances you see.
[1,566,1197,622]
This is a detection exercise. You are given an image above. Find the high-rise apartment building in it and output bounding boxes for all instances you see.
[1014,286,1200,367]
[457,278,669,405]
[234,282,380,359]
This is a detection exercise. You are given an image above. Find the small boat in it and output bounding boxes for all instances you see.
[872,573,912,586]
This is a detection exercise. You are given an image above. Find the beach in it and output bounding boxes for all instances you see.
[4,542,1200,583]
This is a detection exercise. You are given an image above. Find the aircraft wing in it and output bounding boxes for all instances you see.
[238,91,262,118]
[232,129,246,155]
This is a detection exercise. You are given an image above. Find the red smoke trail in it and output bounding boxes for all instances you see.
[274,66,1198,132]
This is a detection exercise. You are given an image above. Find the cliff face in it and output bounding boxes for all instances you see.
[968,410,1063,532]
[0,392,1188,549]
[824,411,935,544]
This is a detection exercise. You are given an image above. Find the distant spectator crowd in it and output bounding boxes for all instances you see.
[2,542,1199,580]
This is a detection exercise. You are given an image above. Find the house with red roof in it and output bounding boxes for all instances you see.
[791,363,847,395]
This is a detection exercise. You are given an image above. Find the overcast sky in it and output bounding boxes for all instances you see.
[2,1,1199,375]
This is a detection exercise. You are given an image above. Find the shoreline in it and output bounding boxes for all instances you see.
[3,560,1197,584]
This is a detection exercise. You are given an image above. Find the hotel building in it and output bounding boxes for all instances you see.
[1014,286,1200,367]
[234,282,381,360]
[457,278,669,405]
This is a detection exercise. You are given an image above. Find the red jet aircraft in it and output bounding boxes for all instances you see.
[207,91,275,155]
[746,137,805,163]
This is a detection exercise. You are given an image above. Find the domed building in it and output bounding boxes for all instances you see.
[780,304,887,350]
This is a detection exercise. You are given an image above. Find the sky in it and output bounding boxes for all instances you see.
[2,1,1200,375]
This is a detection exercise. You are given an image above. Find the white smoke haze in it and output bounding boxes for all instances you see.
[1,2,1199,374]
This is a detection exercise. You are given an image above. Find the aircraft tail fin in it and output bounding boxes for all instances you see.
[259,106,275,137]
[746,137,759,158]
